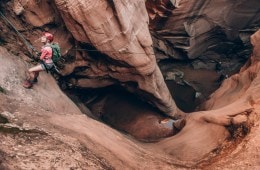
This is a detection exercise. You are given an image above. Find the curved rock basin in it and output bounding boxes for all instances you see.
[0,0,259,168]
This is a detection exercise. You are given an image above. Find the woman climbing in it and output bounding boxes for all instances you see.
[23,32,55,89]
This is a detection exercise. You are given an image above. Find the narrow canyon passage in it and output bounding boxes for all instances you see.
[63,54,245,142]
[0,0,259,169]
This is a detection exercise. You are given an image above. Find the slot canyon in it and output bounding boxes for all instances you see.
[0,0,259,169]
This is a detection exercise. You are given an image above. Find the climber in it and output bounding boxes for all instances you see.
[22,32,55,89]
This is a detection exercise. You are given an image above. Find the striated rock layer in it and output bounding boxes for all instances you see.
[0,0,260,168]
[2,0,259,116]
[148,0,259,59]
[52,0,181,118]
[0,30,259,169]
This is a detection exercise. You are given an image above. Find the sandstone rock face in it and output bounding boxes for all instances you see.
[0,0,260,168]
[1,0,181,118]
[0,30,259,169]
[146,0,259,110]
[1,0,259,116]
[13,0,56,27]
[53,0,181,117]
[148,0,259,60]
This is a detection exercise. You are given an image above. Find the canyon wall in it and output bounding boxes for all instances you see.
[2,0,259,115]
[0,0,260,168]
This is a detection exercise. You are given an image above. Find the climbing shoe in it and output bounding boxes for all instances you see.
[22,80,33,89]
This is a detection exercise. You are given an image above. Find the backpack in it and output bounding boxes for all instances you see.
[49,43,61,63]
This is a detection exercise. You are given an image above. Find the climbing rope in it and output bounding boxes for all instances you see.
[71,48,155,55]
[0,11,39,56]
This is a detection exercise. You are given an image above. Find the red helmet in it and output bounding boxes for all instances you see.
[43,32,54,42]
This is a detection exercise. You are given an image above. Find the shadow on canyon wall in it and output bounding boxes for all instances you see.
[0,0,260,169]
